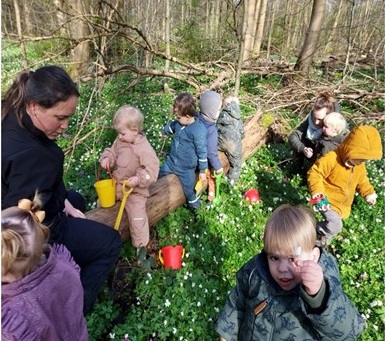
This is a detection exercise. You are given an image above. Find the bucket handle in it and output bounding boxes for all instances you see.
[159,250,164,265]
[158,246,185,265]
[97,164,114,181]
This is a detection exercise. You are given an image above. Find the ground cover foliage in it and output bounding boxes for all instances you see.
[2,46,384,340]
[63,75,383,341]
[86,147,384,341]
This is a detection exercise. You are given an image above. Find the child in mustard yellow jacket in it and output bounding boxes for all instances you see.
[307,125,382,244]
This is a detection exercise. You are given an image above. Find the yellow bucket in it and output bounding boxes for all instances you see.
[94,167,116,208]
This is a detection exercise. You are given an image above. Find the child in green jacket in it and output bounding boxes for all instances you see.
[215,204,365,341]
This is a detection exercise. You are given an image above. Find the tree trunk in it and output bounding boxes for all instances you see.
[291,2,307,53]
[85,110,273,242]
[266,0,277,59]
[324,0,343,54]
[243,0,257,62]
[253,0,267,58]
[235,0,248,94]
[250,0,261,53]
[22,0,32,34]
[163,0,170,92]
[214,0,221,40]
[282,0,293,57]
[343,0,356,77]
[53,0,68,36]
[67,0,91,78]
[294,0,326,75]
[12,0,28,68]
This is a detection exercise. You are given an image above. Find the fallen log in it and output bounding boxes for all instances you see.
[86,110,275,241]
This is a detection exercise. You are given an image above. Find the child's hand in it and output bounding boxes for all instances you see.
[365,193,377,205]
[215,168,224,174]
[100,158,110,169]
[128,176,139,187]
[308,194,330,212]
[199,172,207,181]
[303,147,313,158]
[295,258,323,296]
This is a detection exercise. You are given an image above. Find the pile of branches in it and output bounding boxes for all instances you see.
[79,56,384,125]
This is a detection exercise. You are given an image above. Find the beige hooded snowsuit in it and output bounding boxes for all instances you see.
[101,134,159,247]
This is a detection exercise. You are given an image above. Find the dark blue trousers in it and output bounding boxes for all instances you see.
[51,191,122,315]
[159,163,200,207]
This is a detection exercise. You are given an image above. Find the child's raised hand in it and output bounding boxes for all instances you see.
[128,176,139,187]
[295,258,323,296]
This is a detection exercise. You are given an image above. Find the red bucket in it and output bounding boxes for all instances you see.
[244,189,260,204]
[159,245,185,270]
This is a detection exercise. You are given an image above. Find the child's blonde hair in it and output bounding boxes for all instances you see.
[223,94,239,107]
[2,194,49,278]
[323,112,346,134]
[264,204,316,255]
[113,105,144,133]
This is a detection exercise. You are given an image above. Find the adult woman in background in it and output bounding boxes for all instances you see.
[288,89,340,177]
[2,65,122,315]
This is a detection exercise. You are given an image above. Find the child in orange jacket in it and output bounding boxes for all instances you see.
[307,125,382,244]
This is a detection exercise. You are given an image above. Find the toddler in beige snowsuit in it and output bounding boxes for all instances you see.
[100,105,159,249]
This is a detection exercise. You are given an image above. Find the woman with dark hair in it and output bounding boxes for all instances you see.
[288,89,340,176]
[2,65,122,315]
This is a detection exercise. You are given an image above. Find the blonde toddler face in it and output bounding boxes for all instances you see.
[322,123,338,137]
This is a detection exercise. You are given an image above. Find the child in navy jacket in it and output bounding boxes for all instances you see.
[159,92,208,208]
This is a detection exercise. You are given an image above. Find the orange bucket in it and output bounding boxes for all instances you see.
[94,166,116,208]
[159,245,185,270]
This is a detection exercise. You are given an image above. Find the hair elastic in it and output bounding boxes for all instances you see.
[17,199,45,223]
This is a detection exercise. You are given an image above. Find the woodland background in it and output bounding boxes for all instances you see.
[2,0,384,340]
[2,0,384,97]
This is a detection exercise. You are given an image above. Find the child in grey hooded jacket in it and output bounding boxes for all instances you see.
[217,95,244,184]
[197,90,223,203]
[215,204,365,341]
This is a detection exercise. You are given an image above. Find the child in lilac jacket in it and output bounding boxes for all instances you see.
[2,196,88,341]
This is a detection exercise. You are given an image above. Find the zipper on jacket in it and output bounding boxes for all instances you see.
[253,297,271,316]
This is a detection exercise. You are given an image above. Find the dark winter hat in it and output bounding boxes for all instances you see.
[199,91,222,123]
